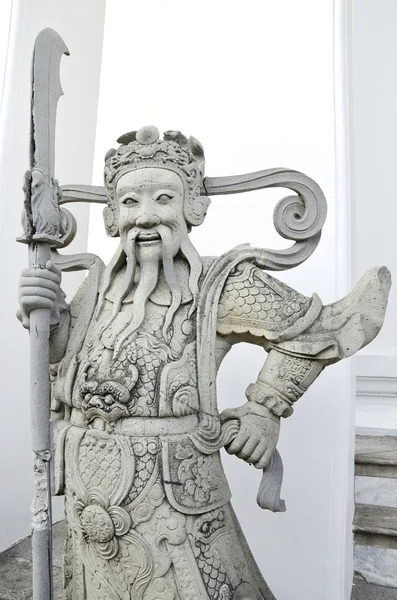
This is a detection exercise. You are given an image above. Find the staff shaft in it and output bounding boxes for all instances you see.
[29,241,53,600]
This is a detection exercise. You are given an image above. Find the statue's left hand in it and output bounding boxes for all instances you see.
[220,402,280,469]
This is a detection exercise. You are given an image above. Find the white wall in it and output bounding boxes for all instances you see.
[0,0,12,104]
[88,2,354,599]
[0,0,105,551]
[351,0,397,431]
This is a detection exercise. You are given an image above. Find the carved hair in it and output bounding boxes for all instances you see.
[103,126,211,236]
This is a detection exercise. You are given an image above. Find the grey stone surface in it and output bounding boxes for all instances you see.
[356,464,397,479]
[355,476,397,508]
[354,545,397,588]
[357,428,397,438]
[356,435,397,466]
[354,504,397,537]
[354,435,397,587]
[0,521,65,600]
[355,533,397,550]
[351,580,397,600]
[18,123,391,599]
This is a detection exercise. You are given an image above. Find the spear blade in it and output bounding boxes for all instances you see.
[31,28,69,178]
[17,29,70,246]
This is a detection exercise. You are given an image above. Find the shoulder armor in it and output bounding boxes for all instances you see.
[216,262,322,342]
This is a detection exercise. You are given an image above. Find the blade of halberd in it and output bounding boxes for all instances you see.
[31,28,69,177]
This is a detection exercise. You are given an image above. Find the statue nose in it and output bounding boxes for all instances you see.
[135,214,160,228]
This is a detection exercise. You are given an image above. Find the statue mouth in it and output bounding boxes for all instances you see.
[136,231,161,243]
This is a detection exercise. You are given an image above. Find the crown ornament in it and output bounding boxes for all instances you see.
[103,125,210,236]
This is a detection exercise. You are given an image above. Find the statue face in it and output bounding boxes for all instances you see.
[116,167,187,262]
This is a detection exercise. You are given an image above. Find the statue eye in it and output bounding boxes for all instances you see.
[123,197,139,206]
[155,194,173,203]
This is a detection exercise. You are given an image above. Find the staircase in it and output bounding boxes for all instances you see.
[352,429,397,598]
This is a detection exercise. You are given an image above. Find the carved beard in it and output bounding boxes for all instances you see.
[96,226,202,358]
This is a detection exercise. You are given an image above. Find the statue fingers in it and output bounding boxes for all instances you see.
[236,437,259,460]
[254,447,275,470]
[20,287,57,302]
[21,267,61,284]
[20,295,56,311]
[225,430,249,455]
[220,406,245,422]
[247,440,268,465]
[20,277,59,293]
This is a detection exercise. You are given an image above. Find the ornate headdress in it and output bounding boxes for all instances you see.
[103,125,210,236]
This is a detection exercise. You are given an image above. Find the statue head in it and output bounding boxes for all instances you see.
[98,126,209,347]
[103,125,210,238]
[115,167,187,265]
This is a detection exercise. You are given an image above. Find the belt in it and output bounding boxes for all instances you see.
[70,408,198,437]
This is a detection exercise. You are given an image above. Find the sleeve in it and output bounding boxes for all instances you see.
[216,262,391,418]
[216,261,322,345]
[244,350,324,417]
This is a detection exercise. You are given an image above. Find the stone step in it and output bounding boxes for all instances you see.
[354,504,397,537]
[355,476,397,509]
[354,504,397,551]
[354,545,397,589]
[356,435,397,466]
[356,435,397,479]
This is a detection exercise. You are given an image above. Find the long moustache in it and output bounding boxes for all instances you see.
[120,228,139,302]
[96,229,138,333]
[99,224,202,358]
[157,224,182,338]
[180,235,202,317]
[113,224,181,356]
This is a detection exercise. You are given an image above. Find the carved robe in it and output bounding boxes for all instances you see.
[51,249,389,600]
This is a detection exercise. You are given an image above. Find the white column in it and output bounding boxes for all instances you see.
[351,0,397,432]
[0,1,12,96]
[0,0,105,552]
[89,1,354,598]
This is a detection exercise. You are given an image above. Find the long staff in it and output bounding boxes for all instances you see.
[18,28,69,600]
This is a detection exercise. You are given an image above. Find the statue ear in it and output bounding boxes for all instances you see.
[103,206,120,237]
[184,195,211,227]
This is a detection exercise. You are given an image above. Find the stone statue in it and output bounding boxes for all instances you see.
[17,30,391,600]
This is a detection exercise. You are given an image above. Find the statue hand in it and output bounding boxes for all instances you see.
[17,260,62,329]
[220,402,280,469]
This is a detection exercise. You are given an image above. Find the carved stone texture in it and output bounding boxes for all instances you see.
[18,168,77,248]
[19,126,391,600]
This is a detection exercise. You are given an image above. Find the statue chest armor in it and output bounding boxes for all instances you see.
[73,300,198,421]
[53,282,233,518]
